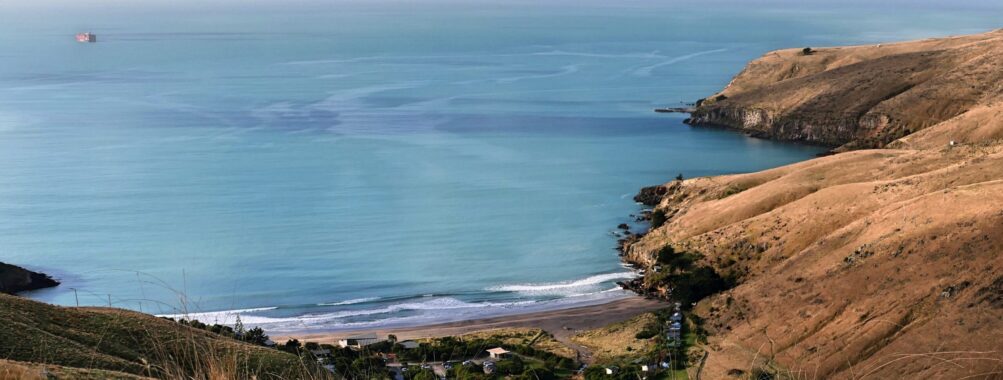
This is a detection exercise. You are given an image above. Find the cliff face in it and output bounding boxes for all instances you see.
[688,29,1003,151]
[0,262,59,295]
[630,30,1003,379]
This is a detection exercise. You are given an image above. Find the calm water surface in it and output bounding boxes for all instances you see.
[2,1,999,331]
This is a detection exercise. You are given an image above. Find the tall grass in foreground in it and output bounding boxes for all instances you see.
[127,274,334,380]
[0,270,333,380]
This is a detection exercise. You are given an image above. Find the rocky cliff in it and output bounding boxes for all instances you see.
[687,29,1003,151]
[0,262,59,295]
[630,30,1003,379]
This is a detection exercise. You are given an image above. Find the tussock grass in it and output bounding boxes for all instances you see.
[0,286,331,380]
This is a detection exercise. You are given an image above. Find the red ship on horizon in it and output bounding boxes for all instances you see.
[76,32,96,43]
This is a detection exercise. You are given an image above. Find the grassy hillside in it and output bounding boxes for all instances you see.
[628,29,1003,379]
[0,293,328,379]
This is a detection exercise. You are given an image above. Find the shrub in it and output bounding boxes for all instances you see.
[668,267,735,305]
[650,209,667,228]
[634,329,657,340]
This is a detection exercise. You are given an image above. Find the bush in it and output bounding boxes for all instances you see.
[650,209,667,228]
[656,246,701,270]
[518,368,556,380]
[634,329,657,340]
[496,356,525,375]
[668,267,735,305]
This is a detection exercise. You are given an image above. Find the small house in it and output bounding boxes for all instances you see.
[486,347,511,359]
[398,340,420,349]
[310,348,331,357]
[667,322,682,340]
[338,333,381,349]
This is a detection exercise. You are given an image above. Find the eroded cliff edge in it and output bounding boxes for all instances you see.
[687,29,1003,151]
[628,29,1003,379]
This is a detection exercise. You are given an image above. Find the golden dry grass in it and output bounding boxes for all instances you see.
[627,29,1003,379]
[570,313,658,361]
[429,328,578,359]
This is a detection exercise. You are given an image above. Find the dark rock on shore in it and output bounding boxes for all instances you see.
[0,262,60,294]
[617,233,643,255]
[654,107,696,113]
[634,181,684,206]
[633,185,668,206]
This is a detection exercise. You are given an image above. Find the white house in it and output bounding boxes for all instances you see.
[486,347,511,359]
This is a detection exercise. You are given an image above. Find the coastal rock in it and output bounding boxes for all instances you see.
[0,262,59,295]
[633,185,668,206]
[633,181,682,206]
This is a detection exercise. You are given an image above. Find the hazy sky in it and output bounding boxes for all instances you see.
[6,0,1003,10]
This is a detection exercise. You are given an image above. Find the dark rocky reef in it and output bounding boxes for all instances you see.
[0,262,59,294]
[633,181,683,207]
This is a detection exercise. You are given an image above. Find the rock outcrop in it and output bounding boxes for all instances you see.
[0,262,59,295]
[687,29,1003,151]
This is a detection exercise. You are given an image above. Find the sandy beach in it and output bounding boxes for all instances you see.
[275,296,666,354]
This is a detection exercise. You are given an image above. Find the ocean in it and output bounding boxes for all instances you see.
[2,0,999,332]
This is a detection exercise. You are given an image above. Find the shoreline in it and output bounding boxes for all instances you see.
[274,295,666,350]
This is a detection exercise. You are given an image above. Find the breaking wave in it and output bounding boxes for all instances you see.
[486,272,636,295]
[317,297,380,306]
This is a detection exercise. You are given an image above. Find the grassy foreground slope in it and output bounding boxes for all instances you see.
[628,30,1003,379]
[0,293,325,379]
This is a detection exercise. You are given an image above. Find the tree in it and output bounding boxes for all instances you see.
[243,327,269,345]
[233,315,245,338]
[802,47,814,55]
[675,173,684,181]
[388,334,398,344]
[283,338,302,353]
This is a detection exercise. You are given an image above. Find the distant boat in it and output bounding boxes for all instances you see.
[75,33,96,43]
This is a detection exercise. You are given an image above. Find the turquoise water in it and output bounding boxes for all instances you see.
[2,1,999,332]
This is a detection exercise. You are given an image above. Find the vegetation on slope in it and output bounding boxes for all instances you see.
[0,293,328,379]
[629,29,1003,379]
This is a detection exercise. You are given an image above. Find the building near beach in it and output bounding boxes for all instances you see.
[338,333,381,349]
[487,347,511,359]
[398,340,420,349]
[667,322,682,340]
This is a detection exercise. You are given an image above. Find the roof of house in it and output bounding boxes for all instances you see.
[343,333,378,341]
[486,347,510,355]
[399,340,420,349]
